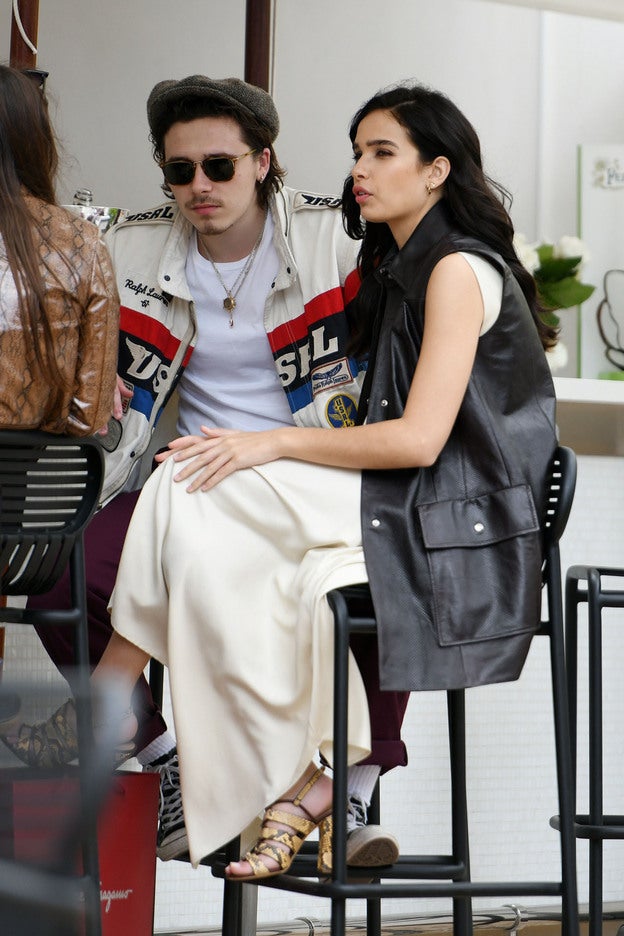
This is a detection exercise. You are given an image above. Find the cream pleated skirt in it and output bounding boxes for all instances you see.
[110,456,372,867]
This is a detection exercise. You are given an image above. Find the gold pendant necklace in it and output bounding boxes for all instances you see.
[202,221,265,327]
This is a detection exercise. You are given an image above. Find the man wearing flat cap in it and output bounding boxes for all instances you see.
[23,74,407,872]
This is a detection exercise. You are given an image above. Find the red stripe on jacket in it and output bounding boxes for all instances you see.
[120,306,193,367]
[267,276,360,353]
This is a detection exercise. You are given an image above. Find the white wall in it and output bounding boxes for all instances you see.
[3,0,249,209]
[2,0,542,236]
[5,1,622,255]
[5,1,624,376]
[538,11,624,371]
[3,2,624,931]
[272,0,541,237]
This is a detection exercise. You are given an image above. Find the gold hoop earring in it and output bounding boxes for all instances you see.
[426,181,434,196]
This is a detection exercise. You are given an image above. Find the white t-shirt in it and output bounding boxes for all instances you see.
[177,212,294,435]
[459,252,503,335]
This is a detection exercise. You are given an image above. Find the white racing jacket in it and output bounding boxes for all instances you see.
[100,185,364,505]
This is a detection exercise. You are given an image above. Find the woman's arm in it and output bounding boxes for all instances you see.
[161,253,485,491]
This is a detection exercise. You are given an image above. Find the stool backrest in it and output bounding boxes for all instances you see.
[542,445,577,549]
[0,430,104,596]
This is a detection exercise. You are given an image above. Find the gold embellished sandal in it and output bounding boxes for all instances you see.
[0,698,137,768]
[226,765,333,881]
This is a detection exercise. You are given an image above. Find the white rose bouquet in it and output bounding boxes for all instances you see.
[514,234,596,373]
[514,233,595,328]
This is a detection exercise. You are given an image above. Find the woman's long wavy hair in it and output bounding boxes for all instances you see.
[342,82,556,355]
[0,64,69,416]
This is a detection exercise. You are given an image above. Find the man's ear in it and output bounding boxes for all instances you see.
[257,148,271,182]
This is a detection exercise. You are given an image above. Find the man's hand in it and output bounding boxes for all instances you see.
[97,375,133,436]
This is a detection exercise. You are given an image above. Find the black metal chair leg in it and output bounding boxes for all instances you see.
[330,896,347,936]
[327,598,350,936]
[221,838,246,936]
[588,577,604,936]
[332,604,350,893]
[565,564,624,936]
[366,894,382,936]
[549,560,580,936]
[564,574,580,806]
[71,542,102,936]
[366,785,382,936]
[448,690,472,936]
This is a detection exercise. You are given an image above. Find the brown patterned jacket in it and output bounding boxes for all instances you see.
[0,194,119,436]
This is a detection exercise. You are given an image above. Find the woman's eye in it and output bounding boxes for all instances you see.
[376,149,392,158]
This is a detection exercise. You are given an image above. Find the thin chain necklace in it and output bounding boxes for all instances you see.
[201,220,265,327]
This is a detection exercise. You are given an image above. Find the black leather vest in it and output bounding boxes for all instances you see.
[360,202,557,691]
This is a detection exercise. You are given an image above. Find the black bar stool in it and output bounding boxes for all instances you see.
[213,446,580,936]
[564,565,624,936]
[0,430,107,936]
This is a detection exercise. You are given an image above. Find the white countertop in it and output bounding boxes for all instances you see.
[554,376,624,455]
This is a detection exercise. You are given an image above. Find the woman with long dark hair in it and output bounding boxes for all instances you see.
[93,81,557,879]
[342,83,555,358]
[0,64,118,435]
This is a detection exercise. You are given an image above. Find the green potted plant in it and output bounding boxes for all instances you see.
[514,234,595,372]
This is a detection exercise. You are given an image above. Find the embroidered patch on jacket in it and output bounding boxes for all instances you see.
[311,357,353,395]
[122,278,170,308]
[326,393,357,427]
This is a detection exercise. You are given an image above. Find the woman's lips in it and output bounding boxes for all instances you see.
[353,187,371,204]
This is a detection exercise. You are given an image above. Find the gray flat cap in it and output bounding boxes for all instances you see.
[147,75,279,141]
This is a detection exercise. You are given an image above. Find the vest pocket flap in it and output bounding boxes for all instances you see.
[418,484,539,549]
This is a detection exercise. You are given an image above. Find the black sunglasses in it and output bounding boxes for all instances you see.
[161,149,257,186]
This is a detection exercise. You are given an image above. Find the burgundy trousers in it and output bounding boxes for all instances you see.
[30,491,409,769]
[30,491,166,753]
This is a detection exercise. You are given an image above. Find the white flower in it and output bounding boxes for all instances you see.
[546,340,568,373]
[513,233,540,273]
[554,235,591,270]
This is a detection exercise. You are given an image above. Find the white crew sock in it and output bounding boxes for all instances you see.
[137,730,177,767]
[347,764,381,805]
[346,764,382,831]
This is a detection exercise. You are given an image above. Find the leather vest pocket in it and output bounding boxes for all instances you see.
[418,485,542,647]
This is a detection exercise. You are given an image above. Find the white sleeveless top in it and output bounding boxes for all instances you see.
[459,252,503,335]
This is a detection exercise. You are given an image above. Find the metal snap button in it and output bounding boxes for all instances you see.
[474,522,485,533]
